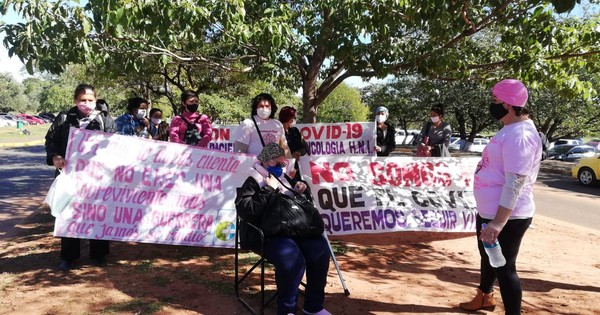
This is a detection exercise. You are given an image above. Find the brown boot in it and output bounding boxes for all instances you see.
[459,288,496,311]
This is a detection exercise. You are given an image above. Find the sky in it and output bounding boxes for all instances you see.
[0,1,597,86]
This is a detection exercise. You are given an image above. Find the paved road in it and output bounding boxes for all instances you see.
[0,145,55,200]
[534,172,600,230]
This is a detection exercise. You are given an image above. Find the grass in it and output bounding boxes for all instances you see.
[0,124,49,144]
[100,298,163,315]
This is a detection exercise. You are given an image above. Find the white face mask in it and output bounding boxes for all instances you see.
[376,115,387,123]
[151,118,162,125]
[257,108,271,120]
[290,119,296,126]
[431,116,440,123]
[136,109,147,119]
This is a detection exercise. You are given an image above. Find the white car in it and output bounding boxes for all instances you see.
[548,139,583,150]
[395,129,418,146]
[468,138,490,153]
[0,116,17,127]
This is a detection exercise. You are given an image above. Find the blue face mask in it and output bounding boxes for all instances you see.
[266,165,284,177]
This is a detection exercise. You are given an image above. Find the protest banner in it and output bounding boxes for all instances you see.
[299,156,480,235]
[207,125,235,152]
[207,122,376,156]
[53,128,256,248]
[296,122,376,156]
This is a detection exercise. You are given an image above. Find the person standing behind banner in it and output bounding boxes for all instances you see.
[44,84,117,271]
[148,108,166,141]
[459,79,541,314]
[169,90,212,147]
[279,106,309,180]
[234,93,290,156]
[417,104,452,157]
[114,97,149,136]
[374,106,396,156]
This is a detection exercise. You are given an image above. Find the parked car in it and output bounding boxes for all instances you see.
[468,138,490,153]
[0,113,22,125]
[555,145,597,162]
[449,137,464,151]
[16,114,45,125]
[547,144,577,160]
[394,129,418,146]
[584,142,600,150]
[38,112,56,121]
[548,138,583,150]
[0,116,17,127]
[572,155,600,186]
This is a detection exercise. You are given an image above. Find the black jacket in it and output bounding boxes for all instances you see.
[376,122,396,156]
[45,107,117,165]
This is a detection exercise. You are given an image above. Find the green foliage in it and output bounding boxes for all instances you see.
[0,72,28,112]
[1,0,599,123]
[317,83,369,123]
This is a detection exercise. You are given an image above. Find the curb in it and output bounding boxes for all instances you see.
[0,139,45,148]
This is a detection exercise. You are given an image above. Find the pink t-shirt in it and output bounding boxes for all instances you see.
[235,115,287,155]
[474,119,541,219]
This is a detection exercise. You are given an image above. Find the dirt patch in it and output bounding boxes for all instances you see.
[1,196,599,315]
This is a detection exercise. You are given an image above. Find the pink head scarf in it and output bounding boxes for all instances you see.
[492,79,528,107]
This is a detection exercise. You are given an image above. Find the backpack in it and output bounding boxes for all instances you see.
[180,115,202,145]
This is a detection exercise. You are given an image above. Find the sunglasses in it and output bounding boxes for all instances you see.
[271,161,287,168]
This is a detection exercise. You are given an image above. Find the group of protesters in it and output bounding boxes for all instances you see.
[45,79,541,315]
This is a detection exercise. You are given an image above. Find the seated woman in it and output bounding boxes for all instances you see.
[235,142,331,315]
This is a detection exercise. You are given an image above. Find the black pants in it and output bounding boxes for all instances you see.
[476,215,532,315]
[60,237,109,262]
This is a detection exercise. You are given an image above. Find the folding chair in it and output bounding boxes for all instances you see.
[234,216,278,315]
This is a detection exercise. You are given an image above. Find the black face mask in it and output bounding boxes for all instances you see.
[489,102,508,121]
[185,104,199,113]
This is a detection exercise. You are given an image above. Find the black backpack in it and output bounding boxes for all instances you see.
[180,115,202,145]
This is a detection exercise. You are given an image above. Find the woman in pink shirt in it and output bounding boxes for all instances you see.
[460,79,542,314]
[169,90,212,147]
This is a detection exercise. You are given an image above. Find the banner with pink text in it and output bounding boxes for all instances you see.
[207,122,376,156]
[299,156,480,234]
[53,128,256,248]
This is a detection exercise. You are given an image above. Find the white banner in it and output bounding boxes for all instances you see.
[53,128,256,248]
[296,122,376,156]
[206,122,376,156]
[299,156,479,235]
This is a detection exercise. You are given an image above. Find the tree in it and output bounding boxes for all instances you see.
[1,1,599,123]
[317,83,369,123]
[0,72,28,112]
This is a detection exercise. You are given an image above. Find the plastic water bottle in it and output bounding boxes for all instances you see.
[482,223,506,268]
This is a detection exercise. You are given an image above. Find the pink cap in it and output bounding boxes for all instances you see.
[492,79,528,107]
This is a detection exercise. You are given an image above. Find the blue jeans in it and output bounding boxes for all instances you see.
[264,236,330,315]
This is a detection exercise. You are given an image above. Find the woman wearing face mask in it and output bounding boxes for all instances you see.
[234,93,290,157]
[279,106,309,181]
[374,106,396,156]
[169,90,212,147]
[114,97,149,136]
[459,79,541,315]
[148,108,167,141]
[235,143,331,315]
[417,104,452,157]
[44,84,117,271]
